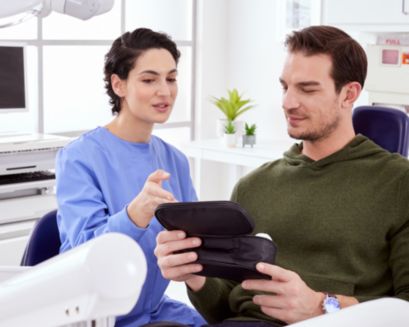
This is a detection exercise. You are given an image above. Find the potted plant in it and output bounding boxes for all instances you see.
[212,88,255,137]
[242,123,256,148]
[223,120,237,147]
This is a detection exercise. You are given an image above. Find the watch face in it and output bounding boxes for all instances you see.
[324,295,341,313]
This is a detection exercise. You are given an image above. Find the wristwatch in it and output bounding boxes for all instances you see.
[322,293,341,314]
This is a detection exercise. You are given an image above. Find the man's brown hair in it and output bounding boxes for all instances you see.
[285,25,367,93]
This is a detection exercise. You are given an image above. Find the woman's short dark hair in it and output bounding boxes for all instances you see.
[284,25,367,93]
[104,28,180,115]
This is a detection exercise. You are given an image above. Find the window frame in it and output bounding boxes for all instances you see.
[0,0,197,140]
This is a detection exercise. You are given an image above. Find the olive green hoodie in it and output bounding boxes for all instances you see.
[188,135,409,325]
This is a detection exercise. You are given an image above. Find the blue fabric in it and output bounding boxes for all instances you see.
[55,127,205,327]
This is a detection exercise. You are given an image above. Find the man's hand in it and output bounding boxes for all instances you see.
[155,230,206,291]
[127,169,176,228]
[241,263,324,324]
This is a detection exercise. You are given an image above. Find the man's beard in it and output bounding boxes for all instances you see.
[288,111,341,142]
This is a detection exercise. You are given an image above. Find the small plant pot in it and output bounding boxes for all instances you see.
[224,133,237,147]
[217,119,245,137]
[242,134,256,148]
[217,118,227,137]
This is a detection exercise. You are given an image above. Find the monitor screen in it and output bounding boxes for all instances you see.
[0,44,27,112]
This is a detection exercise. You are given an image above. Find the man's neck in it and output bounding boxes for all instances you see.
[302,129,356,161]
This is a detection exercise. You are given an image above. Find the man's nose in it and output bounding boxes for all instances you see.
[282,88,300,110]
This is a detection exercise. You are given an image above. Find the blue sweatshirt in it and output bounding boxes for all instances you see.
[56,127,205,327]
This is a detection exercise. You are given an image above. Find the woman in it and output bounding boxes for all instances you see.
[56,28,205,327]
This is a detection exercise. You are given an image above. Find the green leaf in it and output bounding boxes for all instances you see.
[224,120,236,134]
[211,88,256,121]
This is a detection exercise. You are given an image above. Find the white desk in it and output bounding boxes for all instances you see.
[182,138,295,199]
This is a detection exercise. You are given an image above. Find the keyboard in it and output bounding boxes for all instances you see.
[0,171,55,185]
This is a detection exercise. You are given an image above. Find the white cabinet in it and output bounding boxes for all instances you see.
[323,0,409,31]
[0,234,31,266]
[0,194,57,265]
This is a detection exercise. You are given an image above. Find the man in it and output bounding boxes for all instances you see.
[154,26,409,326]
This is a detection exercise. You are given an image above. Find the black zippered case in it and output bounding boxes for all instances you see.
[155,201,277,282]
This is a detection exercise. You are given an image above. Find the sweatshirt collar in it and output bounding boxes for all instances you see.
[284,134,385,168]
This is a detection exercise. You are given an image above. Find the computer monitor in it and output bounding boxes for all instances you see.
[0,43,28,113]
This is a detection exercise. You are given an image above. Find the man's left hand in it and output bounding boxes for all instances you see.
[241,263,324,324]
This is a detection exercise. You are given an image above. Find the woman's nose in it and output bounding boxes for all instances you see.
[157,80,171,96]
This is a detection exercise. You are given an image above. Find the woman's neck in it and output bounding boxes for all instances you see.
[105,114,153,143]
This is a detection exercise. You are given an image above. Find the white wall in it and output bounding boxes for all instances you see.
[195,0,229,140]
[195,0,293,200]
[226,0,289,141]
[194,0,232,200]
[197,0,291,142]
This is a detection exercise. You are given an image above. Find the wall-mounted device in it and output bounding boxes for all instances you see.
[366,44,409,108]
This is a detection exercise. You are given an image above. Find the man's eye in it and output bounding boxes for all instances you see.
[302,89,317,93]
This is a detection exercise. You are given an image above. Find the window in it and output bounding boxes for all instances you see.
[0,0,196,147]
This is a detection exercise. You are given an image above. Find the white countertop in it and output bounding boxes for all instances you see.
[182,138,295,167]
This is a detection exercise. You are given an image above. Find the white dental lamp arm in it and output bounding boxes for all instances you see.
[0,0,114,20]
[0,233,147,327]
[0,0,43,18]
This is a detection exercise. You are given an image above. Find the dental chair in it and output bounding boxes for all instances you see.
[20,209,60,266]
[352,105,409,157]
[0,233,147,327]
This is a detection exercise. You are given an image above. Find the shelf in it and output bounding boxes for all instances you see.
[183,138,295,167]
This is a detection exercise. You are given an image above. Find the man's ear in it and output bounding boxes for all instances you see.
[341,82,362,108]
[111,74,126,97]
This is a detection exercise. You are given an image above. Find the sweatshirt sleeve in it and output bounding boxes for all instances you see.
[56,147,148,251]
[388,169,409,302]
[187,278,237,323]
[355,169,409,303]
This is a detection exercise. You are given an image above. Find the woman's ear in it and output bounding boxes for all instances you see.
[341,81,362,108]
[111,74,126,97]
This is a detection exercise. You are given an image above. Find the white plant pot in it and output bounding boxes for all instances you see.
[223,133,237,147]
[234,120,245,137]
[217,119,245,137]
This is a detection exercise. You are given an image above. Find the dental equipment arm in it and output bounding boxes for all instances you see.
[0,0,114,20]
[0,233,147,327]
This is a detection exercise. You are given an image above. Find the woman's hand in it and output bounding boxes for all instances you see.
[127,169,176,228]
[155,229,206,292]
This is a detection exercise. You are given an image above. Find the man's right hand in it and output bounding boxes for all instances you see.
[155,230,206,292]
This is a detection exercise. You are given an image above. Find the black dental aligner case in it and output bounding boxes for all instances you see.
[155,200,277,282]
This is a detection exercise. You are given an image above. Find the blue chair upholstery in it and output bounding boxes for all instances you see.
[21,209,61,266]
[352,106,409,157]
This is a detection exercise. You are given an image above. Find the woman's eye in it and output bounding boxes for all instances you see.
[167,78,177,83]
[142,79,154,84]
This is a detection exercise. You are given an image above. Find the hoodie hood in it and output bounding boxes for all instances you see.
[283,134,388,169]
